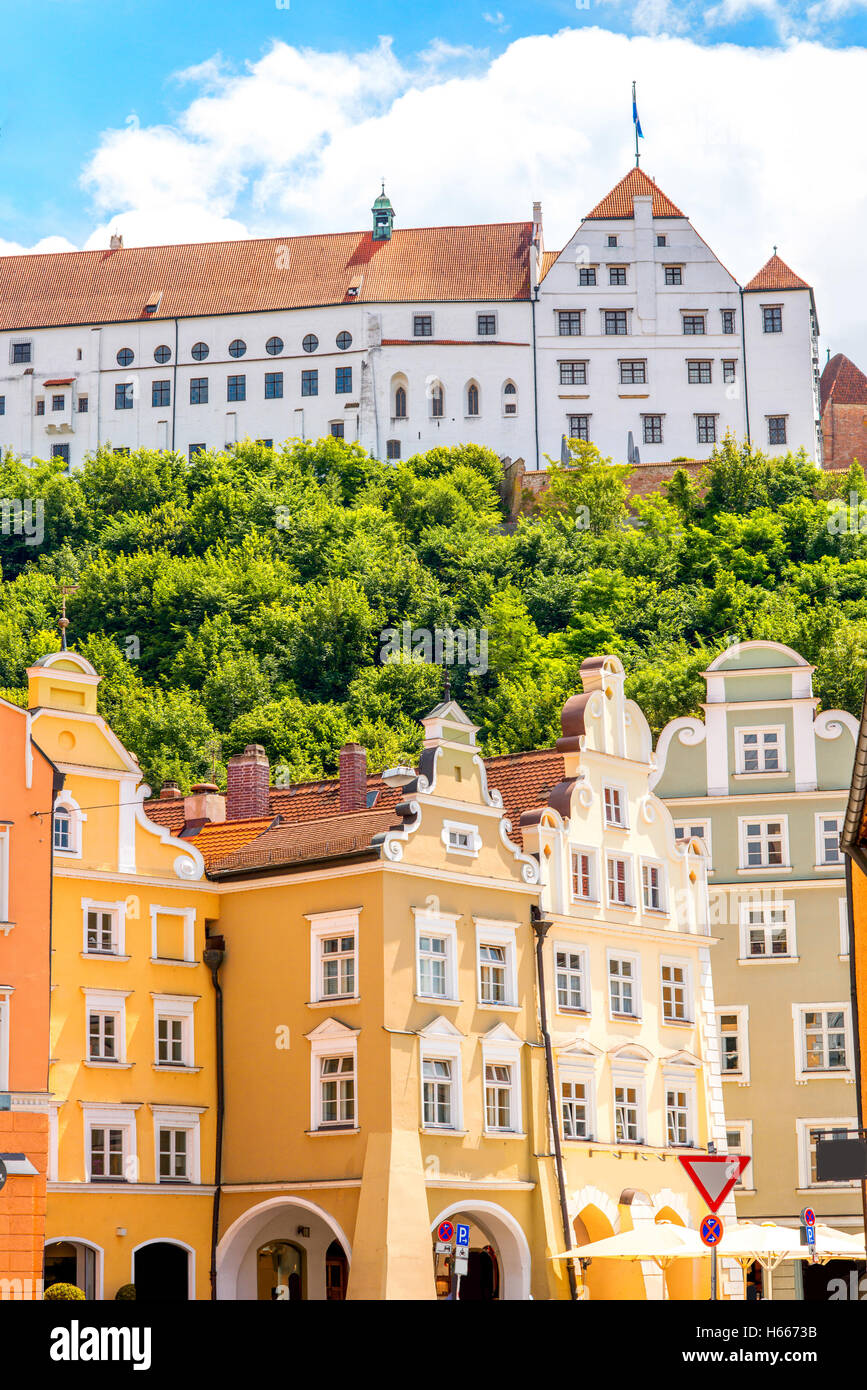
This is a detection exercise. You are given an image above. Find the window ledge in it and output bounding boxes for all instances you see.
[415,995,461,1006]
[476,1002,521,1012]
[420,1127,468,1137]
[732,771,789,780]
[839,953,850,963]
[481,1130,527,1140]
[737,867,792,875]
[556,1008,590,1018]
[572,897,600,907]
[152,1064,202,1073]
[661,1019,695,1028]
[305,1127,361,1137]
[81,952,129,962]
[737,955,800,965]
[609,1013,642,1025]
[150,957,198,968]
[796,1185,859,1194]
[84,1060,134,1069]
[642,907,670,918]
[813,864,843,872]
[796,1070,853,1081]
[306,996,361,1009]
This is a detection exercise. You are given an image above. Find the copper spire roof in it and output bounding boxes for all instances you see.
[0,222,535,332]
[585,167,685,220]
[742,252,810,293]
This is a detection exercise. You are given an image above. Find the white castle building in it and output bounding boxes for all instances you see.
[0,168,822,471]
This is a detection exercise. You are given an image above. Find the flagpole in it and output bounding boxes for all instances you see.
[633,81,639,167]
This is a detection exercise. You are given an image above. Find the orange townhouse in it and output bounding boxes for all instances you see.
[0,693,61,1298]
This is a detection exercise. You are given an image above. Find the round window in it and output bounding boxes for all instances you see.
[154,344,172,364]
[191,342,210,361]
[228,339,247,358]
[302,334,319,353]
[265,336,284,356]
[116,347,134,367]
[336,331,352,350]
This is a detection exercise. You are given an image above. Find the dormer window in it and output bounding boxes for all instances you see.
[53,806,71,852]
[603,785,626,827]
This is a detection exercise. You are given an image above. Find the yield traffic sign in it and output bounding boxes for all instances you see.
[700,1215,724,1247]
[678,1154,751,1213]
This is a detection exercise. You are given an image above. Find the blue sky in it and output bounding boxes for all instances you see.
[1,1,867,357]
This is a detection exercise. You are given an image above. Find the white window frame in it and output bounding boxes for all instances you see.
[149,904,196,964]
[306,908,361,1005]
[612,1068,646,1145]
[734,725,786,776]
[308,1023,360,1132]
[738,898,796,961]
[475,919,518,1009]
[0,988,10,1090]
[602,782,627,828]
[481,1035,524,1136]
[724,1120,755,1190]
[82,1103,139,1184]
[53,791,85,859]
[839,898,850,958]
[414,910,459,1002]
[553,941,589,1015]
[738,816,789,872]
[793,1003,853,1081]
[660,957,693,1025]
[559,1064,596,1142]
[715,1004,750,1084]
[441,819,482,858]
[607,950,641,1021]
[815,813,844,868]
[673,819,713,865]
[151,1105,204,1185]
[0,828,9,924]
[605,853,633,908]
[570,846,598,903]
[419,1031,464,1132]
[796,1117,859,1190]
[84,988,131,1066]
[152,993,197,1069]
[663,1072,697,1148]
[641,858,668,914]
[81,898,127,958]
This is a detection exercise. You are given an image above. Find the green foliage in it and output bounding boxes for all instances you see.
[2,433,861,789]
[44,1282,86,1300]
[114,1284,137,1301]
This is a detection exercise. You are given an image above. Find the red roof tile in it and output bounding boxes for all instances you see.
[585,168,684,220]
[539,250,560,280]
[820,353,867,411]
[189,816,279,867]
[0,223,533,331]
[145,798,186,833]
[742,253,810,292]
[485,748,566,848]
[207,808,401,875]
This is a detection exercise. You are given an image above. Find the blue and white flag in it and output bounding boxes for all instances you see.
[633,93,644,140]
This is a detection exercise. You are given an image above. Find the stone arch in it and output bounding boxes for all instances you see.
[429,1199,531,1300]
[216,1196,353,1301]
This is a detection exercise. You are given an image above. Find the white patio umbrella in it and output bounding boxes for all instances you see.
[551,1219,708,1297]
[717,1222,807,1300]
[812,1224,867,1261]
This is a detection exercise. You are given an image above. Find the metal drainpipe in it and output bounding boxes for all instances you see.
[842,854,867,1248]
[531,292,541,472]
[204,936,226,1300]
[532,909,579,1300]
[739,288,751,446]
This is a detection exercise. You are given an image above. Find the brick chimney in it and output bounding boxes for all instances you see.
[159,779,182,800]
[226,744,270,820]
[339,743,367,813]
[183,782,226,827]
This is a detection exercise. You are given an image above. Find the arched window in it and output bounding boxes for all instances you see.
[502,381,517,416]
[466,383,480,417]
[431,382,445,419]
[394,385,407,419]
[53,793,84,857]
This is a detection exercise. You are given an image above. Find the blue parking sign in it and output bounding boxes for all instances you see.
[456,1223,470,1248]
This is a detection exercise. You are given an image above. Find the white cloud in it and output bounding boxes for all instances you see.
[9,27,867,364]
[0,234,78,256]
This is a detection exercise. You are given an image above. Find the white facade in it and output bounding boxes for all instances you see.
[0,172,821,471]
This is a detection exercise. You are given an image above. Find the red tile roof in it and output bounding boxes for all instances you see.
[189,816,279,867]
[539,250,560,280]
[585,168,684,220]
[820,353,867,411]
[145,797,186,833]
[207,808,401,875]
[485,748,566,848]
[0,223,534,331]
[742,253,810,292]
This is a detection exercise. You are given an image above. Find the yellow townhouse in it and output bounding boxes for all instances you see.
[31,648,220,1300]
